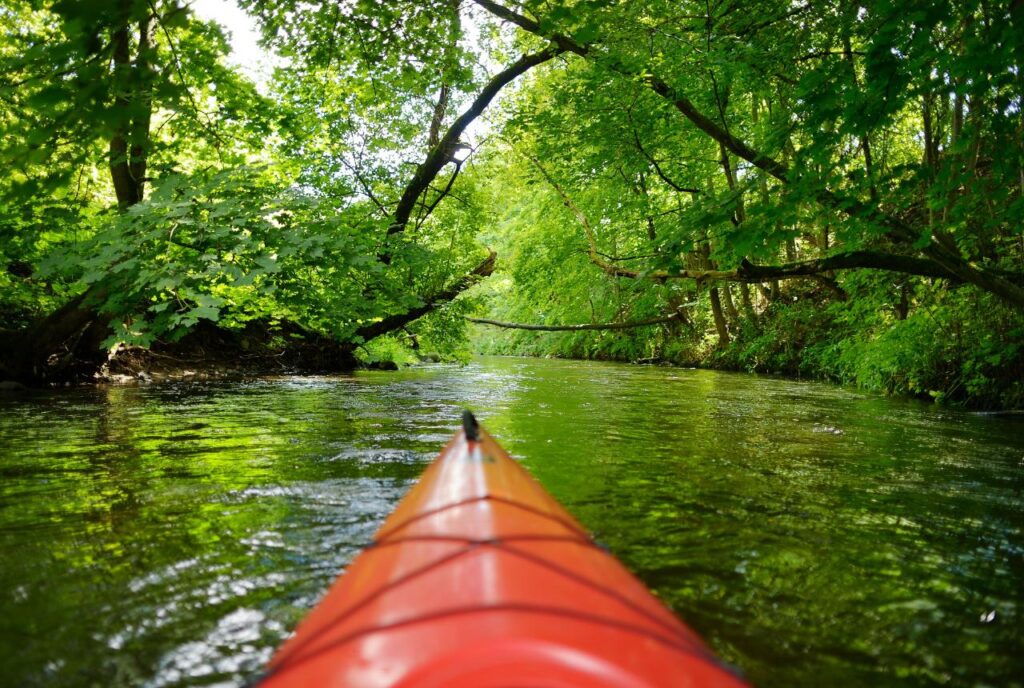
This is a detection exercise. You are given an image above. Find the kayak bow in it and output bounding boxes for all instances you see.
[260,413,747,687]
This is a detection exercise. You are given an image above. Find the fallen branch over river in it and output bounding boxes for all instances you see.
[466,307,694,331]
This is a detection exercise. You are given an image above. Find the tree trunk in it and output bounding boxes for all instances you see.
[738,283,758,321]
[2,8,153,383]
[1,287,112,383]
[109,7,151,208]
[721,284,740,322]
[895,283,910,321]
[785,239,797,262]
[709,287,730,346]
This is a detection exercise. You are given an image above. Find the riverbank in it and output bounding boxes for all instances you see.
[0,320,361,387]
[100,341,399,384]
[6,287,1021,413]
[471,287,1024,411]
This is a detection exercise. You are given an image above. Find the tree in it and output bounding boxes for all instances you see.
[470,0,1024,305]
[0,0,554,381]
[466,0,1023,404]
[1,0,265,380]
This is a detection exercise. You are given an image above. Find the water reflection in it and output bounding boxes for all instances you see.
[0,358,1021,687]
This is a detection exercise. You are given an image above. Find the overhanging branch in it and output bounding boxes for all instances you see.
[386,46,562,237]
[526,154,967,284]
[353,250,496,342]
[630,128,701,194]
[467,308,693,331]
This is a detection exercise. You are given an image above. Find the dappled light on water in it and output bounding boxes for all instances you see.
[0,357,1021,687]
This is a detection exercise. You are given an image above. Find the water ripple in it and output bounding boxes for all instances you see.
[0,357,1021,687]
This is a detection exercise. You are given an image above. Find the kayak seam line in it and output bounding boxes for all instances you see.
[268,542,485,667]
[364,533,595,547]
[496,540,715,655]
[271,537,603,667]
[269,538,713,675]
[367,535,708,652]
[374,494,590,542]
[260,603,732,683]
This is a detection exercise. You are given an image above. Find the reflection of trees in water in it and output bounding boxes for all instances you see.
[474,359,1024,687]
[1,361,1022,686]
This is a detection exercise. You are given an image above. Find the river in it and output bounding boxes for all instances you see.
[0,357,1021,687]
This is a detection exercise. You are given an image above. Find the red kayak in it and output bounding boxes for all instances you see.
[260,412,747,687]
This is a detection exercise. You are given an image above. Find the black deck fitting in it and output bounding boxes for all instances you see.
[462,409,480,441]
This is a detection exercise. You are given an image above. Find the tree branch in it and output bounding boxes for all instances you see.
[526,154,969,284]
[148,0,226,150]
[339,156,389,213]
[467,308,693,331]
[352,250,496,342]
[415,158,464,230]
[386,46,562,236]
[523,153,642,277]
[630,128,701,194]
[427,83,450,149]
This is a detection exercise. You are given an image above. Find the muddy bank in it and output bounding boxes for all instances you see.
[0,321,361,387]
[104,320,365,383]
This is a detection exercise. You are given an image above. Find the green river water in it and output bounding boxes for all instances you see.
[0,356,1021,687]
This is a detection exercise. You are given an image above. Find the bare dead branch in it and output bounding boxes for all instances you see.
[467,308,694,331]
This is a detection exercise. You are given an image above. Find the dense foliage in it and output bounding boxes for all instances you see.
[0,0,500,378]
[469,0,1024,408]
[0,0,1021,405]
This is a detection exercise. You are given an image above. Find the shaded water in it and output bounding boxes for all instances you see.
[0,357,1021,687]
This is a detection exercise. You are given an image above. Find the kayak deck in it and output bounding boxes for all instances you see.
[260,419,747,687]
